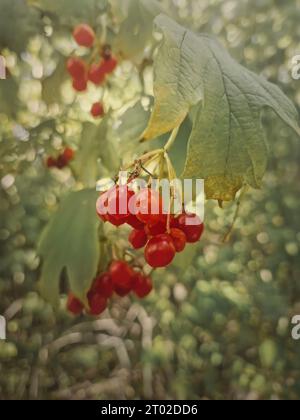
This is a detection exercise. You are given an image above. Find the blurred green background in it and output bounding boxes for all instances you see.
[0,0,300,400]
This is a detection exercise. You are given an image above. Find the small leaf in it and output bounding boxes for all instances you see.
[143,15,300,201]
[73,119,120,186]
[38,189,100,305]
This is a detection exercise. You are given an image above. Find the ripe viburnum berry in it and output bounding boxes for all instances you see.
[72,78,87,92]
[129,229,148,250]
[88,63,106,85]
[88,294,107,316]
[67,57,87,80]
[46,157,56,168]
[67,293,84,315]
[73,24,95,48]
[63,147,75,162]
[133,273,153,298]
[109,260,134,289]
[114,285,132,297]
[177,213,204,243]
[91,102,105,118]
[170,228,187,253]
[56,154,68,169]
[145,221,167,237]
[101,57,118,74]
[144,234,176,268]
[91,273,114,299]
[133,188,164,225]
[126,214,145,230]
[96,186,134,226]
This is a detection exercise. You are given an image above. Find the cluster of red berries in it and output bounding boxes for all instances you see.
[96,185,204,268]
[46,147,74,169]
[67,260,153,316]
[67,23,118,118]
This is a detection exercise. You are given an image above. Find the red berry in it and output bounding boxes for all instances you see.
[101,57,118,74]
[109,260,134,289]
[91,102,105,118]
[114,285,132,297]
[88,293,107,316]
[72,77,87,92]
[126,214,145,230]
[67,293,84,315]
[67,57,87,80]
[63,147,75,162]
[46,156,56,168]
[144,234,176,268]
[145,221,167,237]
[88,63,106,85]
[73,24,95,48]
[56,154,68,169]
[133,188,164,225]
[133,274,153,298]
[177,213,204,243]
[170,228,186,253]
[129,229,148,250]
[90,273,113,299]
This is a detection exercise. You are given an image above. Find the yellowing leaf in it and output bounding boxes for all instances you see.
[38,189,100,305]
[142,15,300,201]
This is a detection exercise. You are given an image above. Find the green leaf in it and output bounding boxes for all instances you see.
[113,0,164,59]
[117,101,150,144]
[142,15,300,201]
[38,189,100,305]
[0,77,19,118]
[73,119,120,187]
[42,57,67,105]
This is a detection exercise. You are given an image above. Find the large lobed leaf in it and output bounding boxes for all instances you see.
[142,15,300,201]
[38,189,100,305]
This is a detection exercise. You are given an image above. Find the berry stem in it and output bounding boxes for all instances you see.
[222,185,249,243]
[164,126,180,152]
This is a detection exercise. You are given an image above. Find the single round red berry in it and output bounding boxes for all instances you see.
[88,63,106,85]
[63,147,75,162]
[170,228,187,253]
[129,229,148,250]
[90,273,113,299]
[126,214,145,230]
[144,234,176,268]
[67,293,84,315]
[72,77,87,92]
[46,156,56,168]
[145,221,167,237]
[88,293,107,316]
[73,24,95,48]
[56,154,68,169]
[101,57,118,74]
[114,285,132,297]
[91,102,105,118]
[67,57,87,80]
[109,260,134,289]
[177,213,204,243]
[133,188,164,225]
[133,274,153,298]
